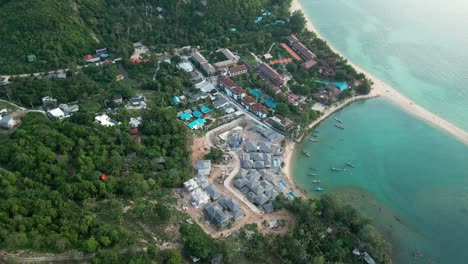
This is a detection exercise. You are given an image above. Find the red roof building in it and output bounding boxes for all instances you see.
[280,43,302,61]
[129,128,138,135]
[131,58,149,64]
[286,34,300,45]
[286,34,317,61]
[301,59,317,70]
[288,92,300,101]
[291,41,317,61]
[250,103,268,119]
[100,173,108,181]
[241,96,256,110]
[231,87,246,99]
[218,76,237,90]
[228,64,248,77]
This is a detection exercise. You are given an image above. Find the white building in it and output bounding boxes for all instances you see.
[58,104,79,113]
[177,61,194,72]
[191,187,210,208]
[129,117,143,128]
[95,114,117,127]
[1,116,15,128]
[195,81,215,93]
[48,108,65,119]
[184,179,199,192]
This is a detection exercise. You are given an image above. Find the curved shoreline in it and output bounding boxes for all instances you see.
[281,94,378,198]
[290,0,468,146]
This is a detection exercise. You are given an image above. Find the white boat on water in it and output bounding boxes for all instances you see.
[363,252,376,264]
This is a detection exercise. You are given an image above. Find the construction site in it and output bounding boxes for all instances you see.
[178,117,299,237]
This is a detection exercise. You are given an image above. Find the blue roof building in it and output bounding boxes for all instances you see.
[173,96,181,104]
[188,118,206,129]
[193,110,203,118]
[180,112,192,121]
[200,105,211,114]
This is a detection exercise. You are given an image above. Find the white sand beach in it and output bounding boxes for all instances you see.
[290,0,468,146]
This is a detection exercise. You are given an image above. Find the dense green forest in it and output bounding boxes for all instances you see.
[0,108,192,250]
[0,0,292,74]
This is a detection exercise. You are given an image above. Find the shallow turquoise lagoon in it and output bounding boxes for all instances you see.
[292,99,468,263]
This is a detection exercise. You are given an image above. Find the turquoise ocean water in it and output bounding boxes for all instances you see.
[295,0,468,262]
[300,0,468,131]
[292,99,468,262]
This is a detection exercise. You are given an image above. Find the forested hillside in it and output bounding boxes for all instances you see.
[0,0,296,74]
[0,0,100,73]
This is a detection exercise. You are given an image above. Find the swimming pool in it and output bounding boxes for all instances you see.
[250,89,262,99]
[288,192,296,200]
[273,158,280,167]
[279,180,287,188]
[315,80,348,91]
[264,99,277,108]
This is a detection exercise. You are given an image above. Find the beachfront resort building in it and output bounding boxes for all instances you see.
[286,34,318,71]
[265,115,295,132]
[258,62,284,86]
[286,35,317,61]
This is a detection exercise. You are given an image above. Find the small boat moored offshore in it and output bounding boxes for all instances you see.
[303,150,311,157]
[346,162,355,168]
[315,186,324,191]
[309,167,318,171]
[334,117,343,123]
[309,173,317,176]
[309,138,318,142]
[312,180,321,183]
[334,124,345,130]
[331,167,342,171]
